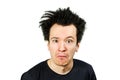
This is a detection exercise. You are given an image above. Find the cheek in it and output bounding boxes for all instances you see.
[48,44,58,55]
[68,45,77,51]
[67,47,76,56]
[67,45,79,56]
[48,43,56,50]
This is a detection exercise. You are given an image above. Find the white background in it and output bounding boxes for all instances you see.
[0,0,120,80]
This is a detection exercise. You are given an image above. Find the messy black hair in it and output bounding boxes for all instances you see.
[39,7,86,43]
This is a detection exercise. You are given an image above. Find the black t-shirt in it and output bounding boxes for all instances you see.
[21,59,97,80]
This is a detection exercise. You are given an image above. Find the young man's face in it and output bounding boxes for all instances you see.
[48,23,79,66]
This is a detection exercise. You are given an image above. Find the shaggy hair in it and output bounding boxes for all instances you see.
[39,7,86,43]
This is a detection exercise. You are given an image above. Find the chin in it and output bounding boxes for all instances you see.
[55,59,69,66]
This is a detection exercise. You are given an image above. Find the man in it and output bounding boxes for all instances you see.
[21,7,97,80]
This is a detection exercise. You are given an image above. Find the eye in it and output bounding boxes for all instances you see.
[66,39,73,44]
[52,39,58,43]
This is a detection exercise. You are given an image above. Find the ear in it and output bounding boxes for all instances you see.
[47,41,50,51]
[75,43,80,52]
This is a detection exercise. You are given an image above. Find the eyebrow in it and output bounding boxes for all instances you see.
[50,36,75,40]
[66,36,74,39]
[50,37,59,40]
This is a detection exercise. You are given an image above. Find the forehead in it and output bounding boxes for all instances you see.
[49,24,77,39]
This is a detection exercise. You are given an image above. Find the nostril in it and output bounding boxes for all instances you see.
[58,49,66,52]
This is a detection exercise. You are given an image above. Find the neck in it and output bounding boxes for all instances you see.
[47,59,73,75]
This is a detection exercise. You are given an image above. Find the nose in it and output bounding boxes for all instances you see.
[58,41,66,52]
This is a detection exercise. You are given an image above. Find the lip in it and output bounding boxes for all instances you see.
[57,53,67,58]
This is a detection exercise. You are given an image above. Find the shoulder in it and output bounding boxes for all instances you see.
[21,60,47,80]
[27,60,47,74]
[74,59,93,71]
[74,59,91,66]
[73,59,97,80]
